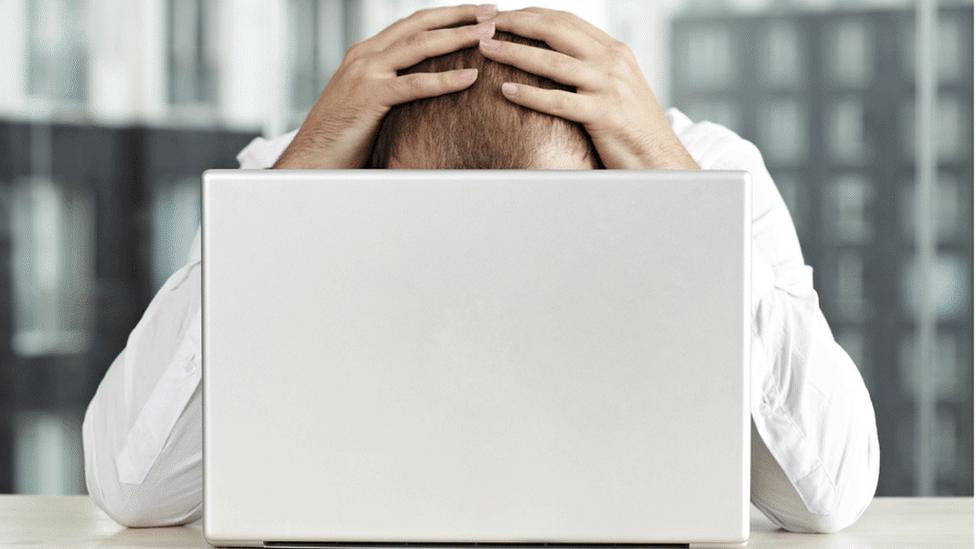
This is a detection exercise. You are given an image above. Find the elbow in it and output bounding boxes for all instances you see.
[786,436,880,534]
[762,475,876,534]
[85,456,197,528]
[95,489,189,528]
[83,405,197,528]
[785,499,870,534]
[89,485,154,528]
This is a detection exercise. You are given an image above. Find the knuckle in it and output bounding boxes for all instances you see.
[410,7,433,19]
[610,55,630,74]
[344,41,365,60]
[346,57,371,78]
[610,39,632,56]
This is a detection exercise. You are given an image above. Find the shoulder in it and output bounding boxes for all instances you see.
[665,108,766,174]
[235,129,299,169]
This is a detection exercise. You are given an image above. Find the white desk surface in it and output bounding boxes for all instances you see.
[0,496,970,548]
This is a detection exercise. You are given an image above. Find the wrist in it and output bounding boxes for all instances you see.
[638,127,699,170]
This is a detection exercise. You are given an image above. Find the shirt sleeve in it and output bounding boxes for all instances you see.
[666,108,880,533]
[82,241,203,527]
[83,132,295,527]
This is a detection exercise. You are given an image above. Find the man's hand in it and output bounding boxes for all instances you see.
[275,4,498,169]
[479,8,699,170]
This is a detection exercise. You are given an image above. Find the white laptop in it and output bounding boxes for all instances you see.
[202,170,751,546]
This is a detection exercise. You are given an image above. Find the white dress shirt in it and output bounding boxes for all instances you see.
[82,109,880,532]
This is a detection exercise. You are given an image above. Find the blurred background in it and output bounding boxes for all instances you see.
[0,0,971,498]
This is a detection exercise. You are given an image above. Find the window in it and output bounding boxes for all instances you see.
[10,176,94,357]
[901,253,970,320]
[827,19,873,87]
[286,0,347,124]
[757,99,806,164]
[827,175,873,243]
[901,173,968,241]
[759,20,802,87]
[27,0,87,103]
[151,177,202,290]
[833,251,868,320]
[827,97,871,164]
[167,0,217,107]
[680,25,735,89]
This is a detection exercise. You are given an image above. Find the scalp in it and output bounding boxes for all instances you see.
[370,32,597,169]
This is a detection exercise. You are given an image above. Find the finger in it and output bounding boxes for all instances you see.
[381,22,495,70]
[499,83,597,124]
[479,37,600,89]
[520,7,615,46]
[489,10,602,59]
[383,69,479,105]
[370,4,497,51]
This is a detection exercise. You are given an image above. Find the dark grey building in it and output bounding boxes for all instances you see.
[671,4,974,496]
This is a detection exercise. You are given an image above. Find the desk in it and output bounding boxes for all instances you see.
[0,496,970,548]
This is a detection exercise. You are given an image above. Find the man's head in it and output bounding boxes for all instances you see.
[369,32,599,169]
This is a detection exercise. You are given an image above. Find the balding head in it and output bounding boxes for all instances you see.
[369,32,599,169]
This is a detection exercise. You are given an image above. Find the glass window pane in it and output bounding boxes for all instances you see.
[827,97,871,164]
[900,98,916,159]
[168,0,216,106]
[27,0,87,102]
[937,15,965,82]
[901,173,968,241]
[759,21,802,87]
[151,177,202,290]
[833,250,868,319]
[826,174,873,243]
[934,407,959,481]
[901,253,970,320]
[10,177,94,356]
[13,412,84,495]
[756,99,806,163]
[827,19,873,86]
[680,24,735,88]
[288,0,321,113]
[936,95,965,161]
[900,331,964,400]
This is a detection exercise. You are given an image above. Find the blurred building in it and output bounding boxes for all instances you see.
[0,0,972,498]
[672,4,974,495]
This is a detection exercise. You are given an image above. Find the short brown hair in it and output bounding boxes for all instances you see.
[369,31,598,169]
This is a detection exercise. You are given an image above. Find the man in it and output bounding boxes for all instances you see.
[83,5,879,533]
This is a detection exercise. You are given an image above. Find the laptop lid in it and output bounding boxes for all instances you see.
[202,170,751,546]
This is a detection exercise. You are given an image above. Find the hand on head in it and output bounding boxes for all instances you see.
[274,4,698,171]
[481,7,699,170]
[275,4,498,169]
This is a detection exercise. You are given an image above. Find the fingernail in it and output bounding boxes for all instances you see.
[501,82,518,96]
[472,21,495,39]
[458,68,479,83]
[476,4,498,22]
[480,37,502,52]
